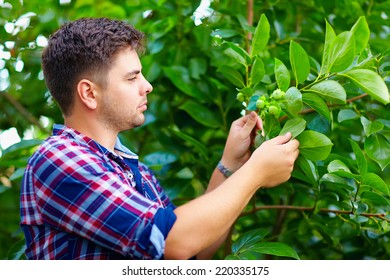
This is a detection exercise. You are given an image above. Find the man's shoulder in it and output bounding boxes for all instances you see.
[29,134,103,165]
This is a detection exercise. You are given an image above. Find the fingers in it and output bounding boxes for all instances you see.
[270,132,292,145]
[241,111,258,136]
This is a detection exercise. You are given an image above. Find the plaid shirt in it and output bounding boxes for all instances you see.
[20,124,176,260]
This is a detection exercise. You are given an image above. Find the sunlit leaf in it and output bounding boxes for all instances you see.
[290,41,310,84]
[350,16,370,54]
[360,191,390,206]
[251,56,265,85]
[329,31,355,72]
[328,160,351,173]
[248,242,300,260]
[279,118,306,138]
[285,87,303,115]
[306,80,346,104]
[224,41,251,66]
[360,117,384,137]
[361,173,390,196]
[274,58,290,92]
[364,133,390,170]
[250,14,270,57]
[339,69,390,105]
[302,93,331,120]
[320,20,337,75]
[296,130,333,161]
[338,109,359,123]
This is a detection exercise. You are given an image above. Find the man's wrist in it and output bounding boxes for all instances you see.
[217,160,234,178]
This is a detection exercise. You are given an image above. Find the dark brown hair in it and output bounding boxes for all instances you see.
[42,17,145,116]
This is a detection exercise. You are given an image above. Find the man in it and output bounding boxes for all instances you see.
[20,18,299,260]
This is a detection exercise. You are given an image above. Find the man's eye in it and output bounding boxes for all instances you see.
[128,77,136,81]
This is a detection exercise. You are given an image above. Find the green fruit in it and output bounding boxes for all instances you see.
[269,105,280,115]
[271,89,285,100]
[236,92,245,102]
[256,99,265,109]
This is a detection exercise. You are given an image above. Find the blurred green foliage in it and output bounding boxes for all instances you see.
[0,0,389,259]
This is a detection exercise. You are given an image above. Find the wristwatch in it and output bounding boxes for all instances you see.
[217,161,233,178]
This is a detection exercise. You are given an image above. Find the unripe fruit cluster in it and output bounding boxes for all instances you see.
[256,89,285,117]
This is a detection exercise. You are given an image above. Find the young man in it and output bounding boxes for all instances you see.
[20,18,299,260]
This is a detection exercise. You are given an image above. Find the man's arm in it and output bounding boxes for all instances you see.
[164,113,299,260]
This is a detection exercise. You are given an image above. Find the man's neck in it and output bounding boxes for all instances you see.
[64,117,118,151]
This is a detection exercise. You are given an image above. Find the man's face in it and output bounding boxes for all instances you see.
[96,47,153,132]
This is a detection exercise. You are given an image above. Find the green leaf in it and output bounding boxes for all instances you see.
[179,100,222,128]
[360,117,384,137]
[9,168,25,181]
[320,20,337,75]
[248,242,300,260]
[217,65,245,88]
[290,41,310,84]
[302,93,331,120]
[169,128,209,159]
[306,80,346,104]
[285,87,303,115]
[338,109,359,123]
[250,14,270,57]
[339,69,390,105]
[211,29,240,38]
[350,16,370,54]
[0,185,10,194]
[296,130,333,161]
[232,228,269,254]
[294,155,318,187]
[164,66,208,100]
[274,58,290,92]
[246,94,260,111]
[189,58,207,80]
[279,118,306,138]
[250,56,265,85]
[349,139,367,175]
[328,160,351,173]
[364,133,390,170]
[143,151,178,167]
[1,139,42,158]
[361,173,390,196]
[224,41,251,66]
[264,114,281,138]
[360,191,390,206]
[329,31,355,72]
[225,254,240,260]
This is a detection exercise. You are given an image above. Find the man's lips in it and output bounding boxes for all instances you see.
[139,102,148,111]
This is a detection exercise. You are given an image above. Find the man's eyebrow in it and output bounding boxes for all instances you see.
[124,70,141,77]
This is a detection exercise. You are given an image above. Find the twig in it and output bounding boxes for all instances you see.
[241,204,390,222]
[1,91,50,134]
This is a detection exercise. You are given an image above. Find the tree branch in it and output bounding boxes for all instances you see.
[241,204,390,222]
[1,91,50,134]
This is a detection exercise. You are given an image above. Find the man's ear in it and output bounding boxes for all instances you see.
[76,79,99,110]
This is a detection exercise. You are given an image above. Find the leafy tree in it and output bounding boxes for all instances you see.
[0,0,389,259]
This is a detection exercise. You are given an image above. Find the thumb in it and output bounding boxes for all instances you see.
[242,111,258,135]
[271,132,292,145]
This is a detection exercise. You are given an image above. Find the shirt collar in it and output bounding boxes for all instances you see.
[52,124,138,159]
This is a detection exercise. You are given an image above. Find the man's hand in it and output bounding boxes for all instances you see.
[221,111,262,172]
[249,132,300,188]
